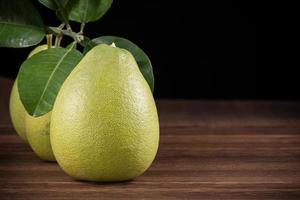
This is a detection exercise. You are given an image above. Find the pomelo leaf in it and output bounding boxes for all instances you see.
[65,0,113,23]
[37,0,69,10]
[38,0,69,25]
[18,47,83,117]
[0,0,45,48]
[84,36,154,92]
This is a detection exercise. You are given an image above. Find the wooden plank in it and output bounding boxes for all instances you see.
[1,77,300,199]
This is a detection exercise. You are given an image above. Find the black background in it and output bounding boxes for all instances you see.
[0,0,298,100]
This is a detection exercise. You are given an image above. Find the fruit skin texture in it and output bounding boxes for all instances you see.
[9,45,55,161]
[9,81,27,142]
[51,44,159,182]
[9,45,48,143]
[26,111,55,161]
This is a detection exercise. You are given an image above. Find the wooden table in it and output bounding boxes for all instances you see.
[1,77,300,199]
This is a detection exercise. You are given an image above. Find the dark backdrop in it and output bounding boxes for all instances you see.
[0,1,298,100]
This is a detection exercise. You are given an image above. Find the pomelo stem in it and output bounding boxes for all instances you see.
[46,34,52,49]
[110,42,116,47]
[54,35,63,47]
[79,23,85,34]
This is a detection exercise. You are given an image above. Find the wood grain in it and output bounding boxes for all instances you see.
[1,77,300,200]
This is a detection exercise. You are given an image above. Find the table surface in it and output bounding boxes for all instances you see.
[1,77,300,200]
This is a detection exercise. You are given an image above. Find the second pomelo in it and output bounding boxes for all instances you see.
[26,111,55,161]
[9,44,55,161]
[9,81,28,142]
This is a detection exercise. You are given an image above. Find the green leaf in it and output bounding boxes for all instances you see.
[66,0,113,23]
[84,36,154,92]
[38,0,69,24]
[0,0,45,48]
[38,0,69,10]
[53,0,70,25]
[18,47,83,116]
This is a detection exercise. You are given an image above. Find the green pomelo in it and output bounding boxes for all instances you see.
[51,44,159,181]
[26,111,55,161]
[9,44,55,161]
[9,81,27,142]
